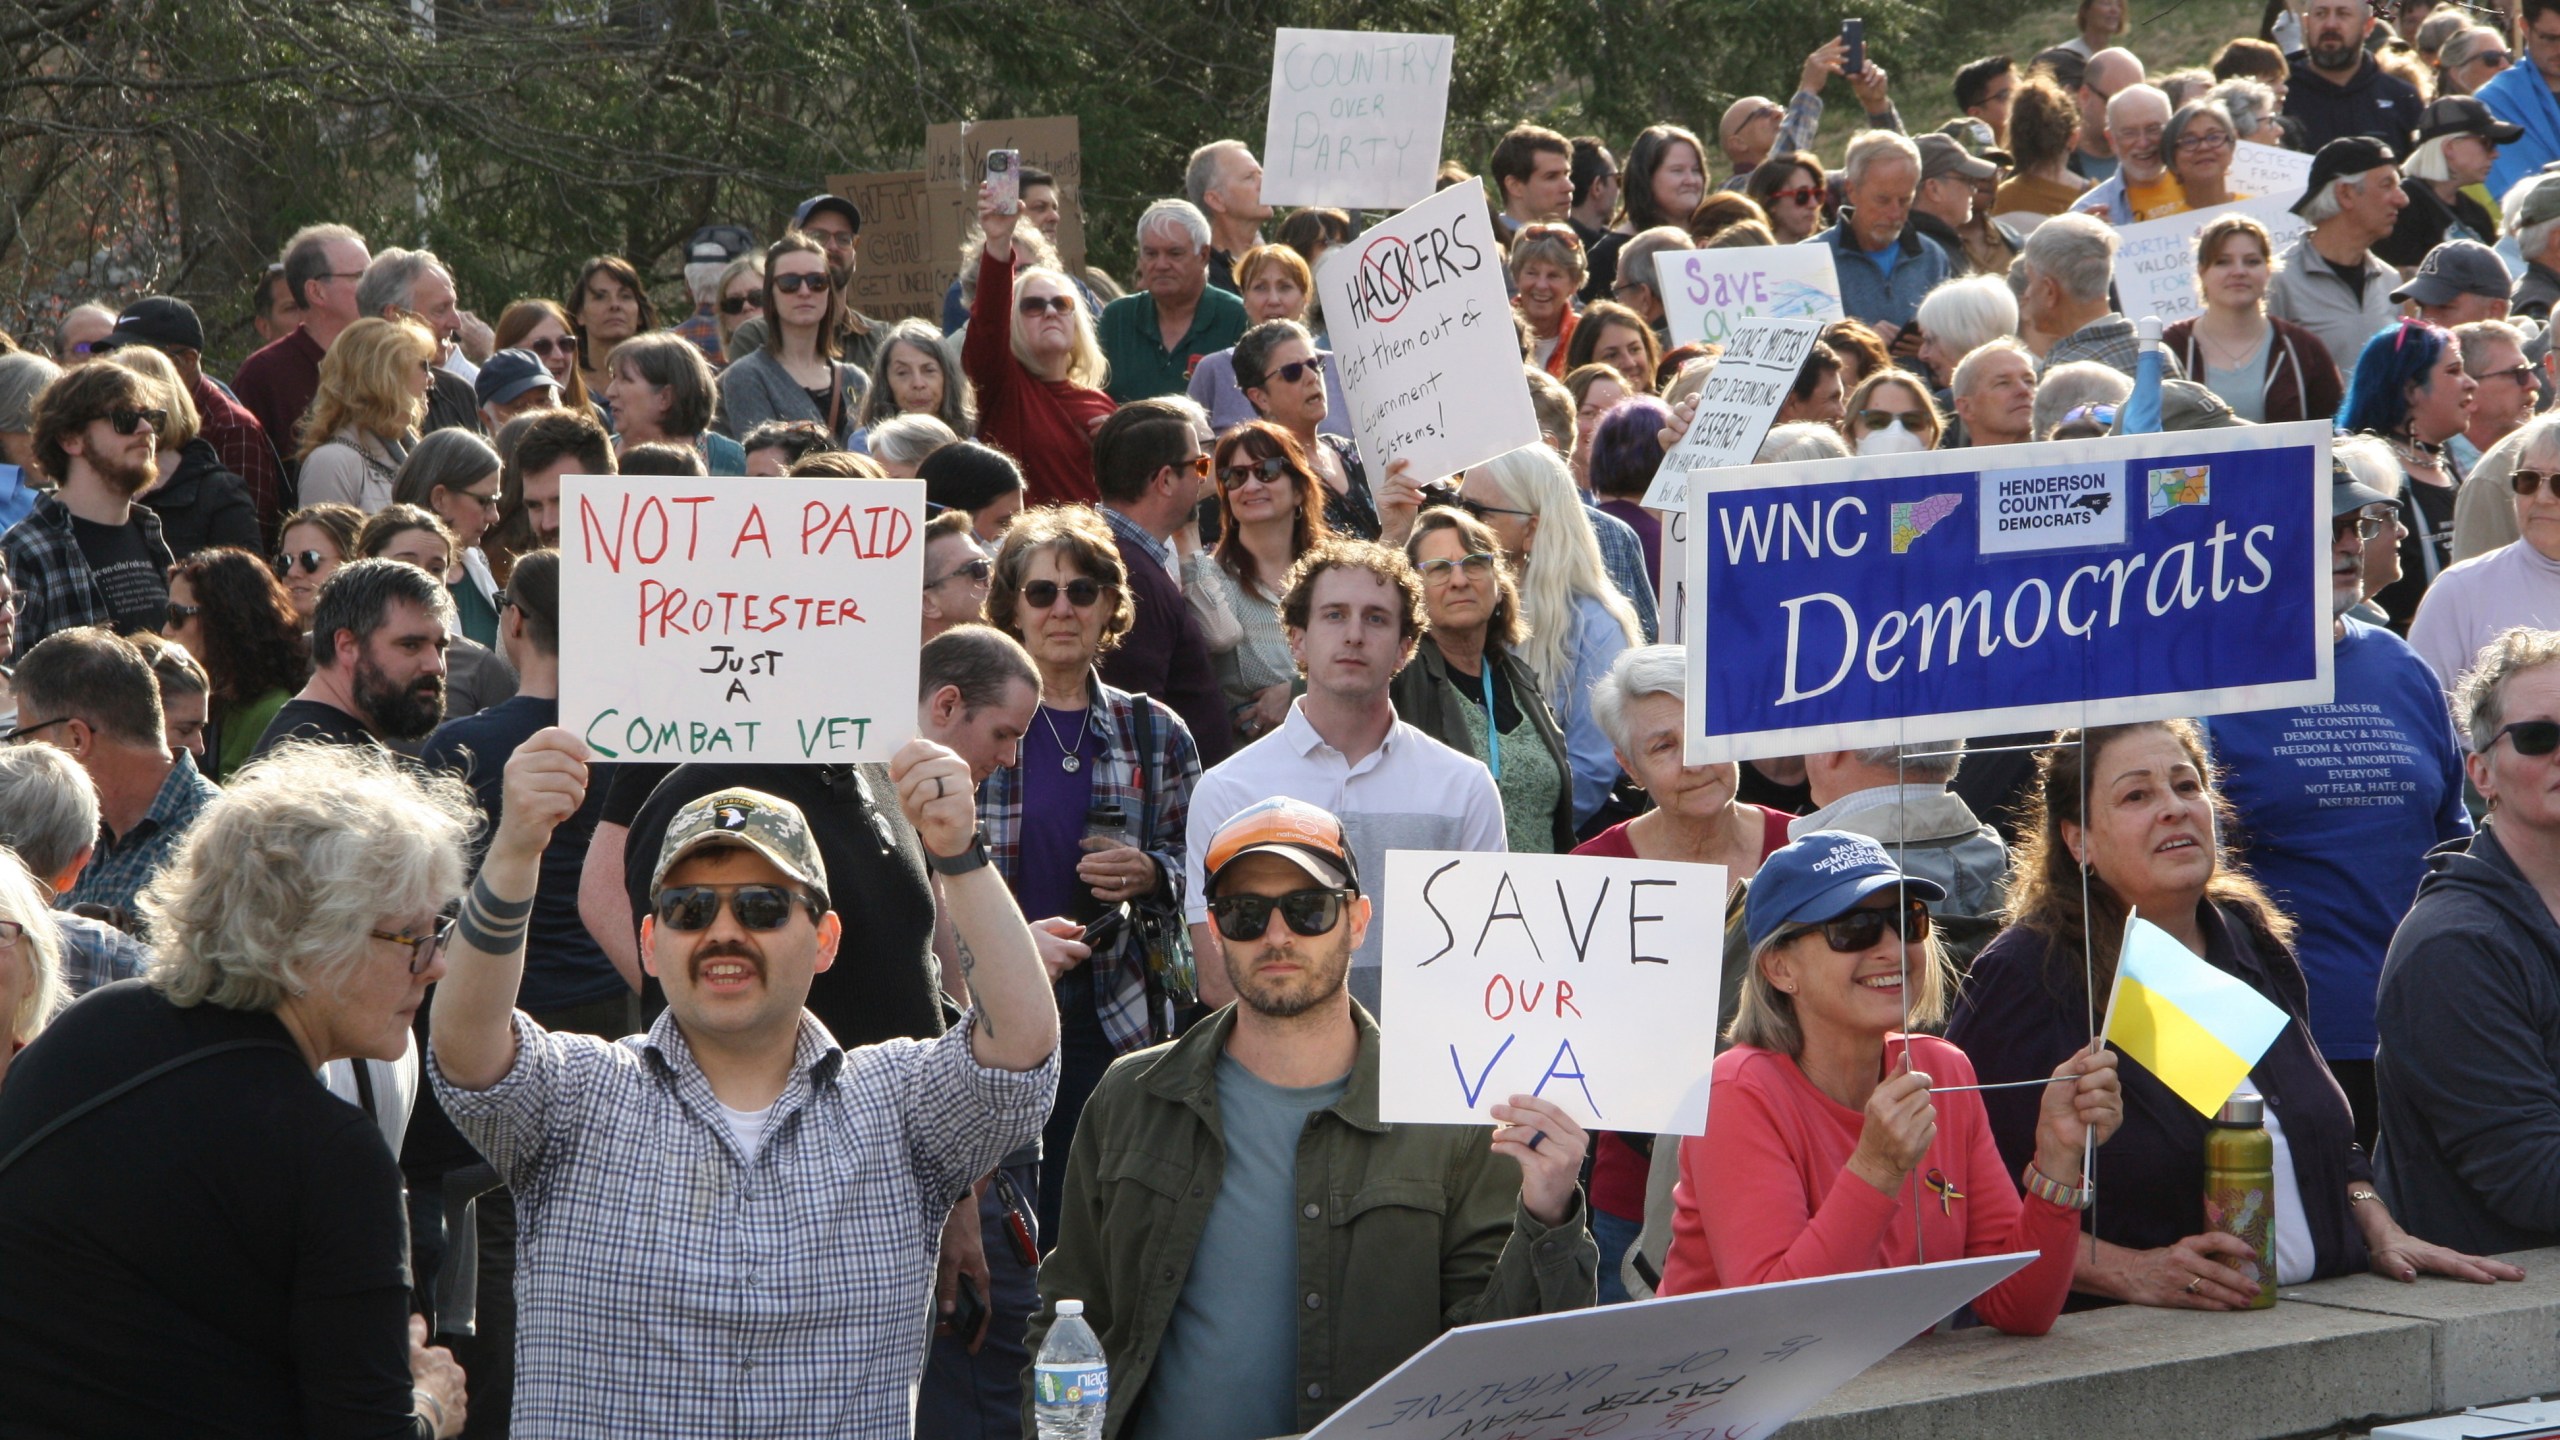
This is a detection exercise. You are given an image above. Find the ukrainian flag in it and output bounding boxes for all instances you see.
[2101,914,2290,1117]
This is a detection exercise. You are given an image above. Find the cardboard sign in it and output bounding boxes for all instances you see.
[2112,194,2309,327]
[1303,1253,2037,1440]
[2229,140,2315,206]
[1379,850,1726,1134]
[1682,425,2335,765]
[826,171,940,321]
[925,116,1085,281]
[1660,245,1844,349]
[1260,28,1454,209]
[1317,180,1540,480]
[559,476,924,765]
[1643,316,1827,509]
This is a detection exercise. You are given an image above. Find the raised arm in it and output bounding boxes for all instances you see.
[890,736,1057,1071]
[432,728,591,1091]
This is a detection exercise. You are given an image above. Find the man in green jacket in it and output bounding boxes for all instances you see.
[1025,797,1598,1440]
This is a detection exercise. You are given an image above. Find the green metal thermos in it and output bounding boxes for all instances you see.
[2204,1092,2278,1309]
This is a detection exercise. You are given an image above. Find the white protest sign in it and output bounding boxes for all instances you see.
[1643,316,1828,510]
[2112,194,2308,326]
[1261,28,1453,209]
[1656,505,1689,645]
[2229,140,2315,205]
[1660,245,1844,349]
[1320,181,1540,480]
[1380,850,1726,1134]
[559,475,923,765]
[1303,1252,2036,1440]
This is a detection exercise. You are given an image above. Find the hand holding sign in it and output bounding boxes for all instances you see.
[493,727,592,861]
[1487,1093,1589,1226]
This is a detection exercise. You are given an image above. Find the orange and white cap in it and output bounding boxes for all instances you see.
[1203,796,1358,895]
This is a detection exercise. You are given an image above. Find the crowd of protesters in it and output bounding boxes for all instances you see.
[9,0,2560,1434]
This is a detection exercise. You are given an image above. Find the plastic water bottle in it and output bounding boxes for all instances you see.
[1034,1299,1110,1440]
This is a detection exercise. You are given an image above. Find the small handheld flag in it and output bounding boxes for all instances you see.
[2099,911,2289,1117]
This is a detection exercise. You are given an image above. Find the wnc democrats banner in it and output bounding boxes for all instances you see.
[1683,424,2333,764]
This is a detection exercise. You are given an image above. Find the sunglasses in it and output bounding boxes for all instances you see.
[1021,577,1111,610]
[653,883,818,933]
[166,601,203,628]
[1170,453,1212,479]
[523,336,577,356]
[2519,468,2560,497]
[1457,496,1534,522]
[2476,51,2513,67]
[1786,897,1934,953]
[1222,454,1293,488]
[2061,402,2119,428]
[927,555,993,589]
[1207,886,1355,942]
[719,295,762,315]
[771,272,831,295]
[373,917,456,975]
[107,408,167,436]
[1858,408,1929,433]
[1417,551,1497,584]
[2334,507,2392,542]
[275,549,333,576]
[1264,355,1328,385]
[1018,294,1076,316]
[2496,719,2560,757]
[1766,186,1823,206]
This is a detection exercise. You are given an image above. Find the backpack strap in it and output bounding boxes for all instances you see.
[0,1037,303,1181]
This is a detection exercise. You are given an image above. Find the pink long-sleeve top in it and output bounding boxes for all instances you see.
[1659,1034,2082,1336]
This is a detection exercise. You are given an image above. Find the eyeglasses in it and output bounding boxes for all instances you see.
[1766,186,1824,206]
[1417,551,1497,585]
[1206,886,1355,942]
[495,590,517,612]
[275,549,333,576]
[771,272,831,295]
[1018,294,1076,316]
[1264,355,1328,385]
[166,601,203,628]
[1,716,70,745]
[1456,496,1534,522]
[1784,897,1934,953]
[1222,454,1293,488]
[372,917,456,976]
[653,883,819,933]
[2173,130,2233,151]
[458,488,502,512]
[2515,468,2560,497]
[522,337,577,357]
[2493,719,2560,758]
[2333,508,2391,542]
[719,295,762,315]
[927,556,992,589]
[1857,408,1930,433]
[106,408,166,436]
[1021,577,1111,610]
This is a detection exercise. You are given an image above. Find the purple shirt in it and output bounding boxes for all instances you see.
[1014,703,1106,922]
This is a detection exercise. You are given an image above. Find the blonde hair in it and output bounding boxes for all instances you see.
[0,846,64,1050]
[1727,918,1953,1054]
[1009,267,1109,390]
[107,346,201,449]
[300,316,436,458]
[1470,444,1640,703]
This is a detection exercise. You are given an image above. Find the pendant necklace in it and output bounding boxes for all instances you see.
[1040,702,1092,773]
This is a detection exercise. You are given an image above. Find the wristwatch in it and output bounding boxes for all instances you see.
[927,833,992,877]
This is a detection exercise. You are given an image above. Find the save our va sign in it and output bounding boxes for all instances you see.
[1683,423,2334,764]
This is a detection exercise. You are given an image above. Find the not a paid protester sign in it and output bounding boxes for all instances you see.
[1682,424,2334,765]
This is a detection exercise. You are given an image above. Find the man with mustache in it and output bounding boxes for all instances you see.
[431,731,1056,1438]
[2285,0,2423,155]
[252,558,452,756]
[3,361,176,661]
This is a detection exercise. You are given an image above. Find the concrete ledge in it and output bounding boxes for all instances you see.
[1780,1247,2560,1440]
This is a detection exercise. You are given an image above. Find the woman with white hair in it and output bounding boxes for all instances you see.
[2163,212,2344,424]
[2032,361,2133,441]
[852,318,974,446]
[1754,421,1851,463]
[2378,100,2514,268]
[962,180,1115,505]
[2208,77,2285,145]
[1458,444,1642,832]
[1914,274,2020,394]
[2436,26,2514,97]
[864,413,960,480]
[0,845,64,1086]
[0,742,473,1434]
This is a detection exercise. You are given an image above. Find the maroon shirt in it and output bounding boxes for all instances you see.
[229,326,325,478]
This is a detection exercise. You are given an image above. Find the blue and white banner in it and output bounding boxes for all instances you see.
[1683,424,2334,764]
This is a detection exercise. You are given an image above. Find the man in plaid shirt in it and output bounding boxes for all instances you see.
[431,728,1058,1439]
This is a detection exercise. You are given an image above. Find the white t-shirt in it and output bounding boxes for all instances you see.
[716,1098,774,1160]
[2262,1104,2317,1287]
[319,1032,419,1159]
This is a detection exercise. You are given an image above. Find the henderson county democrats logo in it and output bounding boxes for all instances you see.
[1977,463,2127,555]
[1891,494,1964,554]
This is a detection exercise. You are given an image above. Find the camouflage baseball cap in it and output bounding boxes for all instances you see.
[651,788,831,907]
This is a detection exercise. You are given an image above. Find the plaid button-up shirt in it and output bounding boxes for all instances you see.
[188,372,282,536]
[1,493,174,662]
[431,1006,1055,1439]
[63,749,217,922]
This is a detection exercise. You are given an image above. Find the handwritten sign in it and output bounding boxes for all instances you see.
[826,171,940,321]
[2229,140,2315,206]
[1656,505,1690,645]
[1260,28,1453,210]
[1303,1253,2037,1440]
[559,475,924,765]
[1682,425,2334,764]
[925,116,1085,279]
[1643,316,1826,510]
[1317,180,1540,480]
[2112,194,2308,327]
[1380,850,1726,1133]
[1660,245,1844,349]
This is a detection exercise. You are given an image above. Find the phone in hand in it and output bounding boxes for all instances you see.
[985,149,1021,216]
[1842,18,1865,76]
[940,1273,988,1342]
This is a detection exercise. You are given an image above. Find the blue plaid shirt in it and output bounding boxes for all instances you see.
[52,911,149,996]
[978,673,1198,1054]
[64,750,217,921]
[1582,494,1660,642]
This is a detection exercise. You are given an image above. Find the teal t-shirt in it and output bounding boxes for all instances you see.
[1127,1052,1349,1440]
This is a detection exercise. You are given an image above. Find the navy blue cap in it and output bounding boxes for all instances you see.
[1744,830,1948,949]
[791,193,862,235]
[474,348,560,410]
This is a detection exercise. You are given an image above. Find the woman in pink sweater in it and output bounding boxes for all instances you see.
[1659,831,2122,1335]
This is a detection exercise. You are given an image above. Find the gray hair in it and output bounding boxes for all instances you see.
[1915,275,2019,361]
[2206,78,2277,138]
[1136,198,1212,252]
[355,247,450,320]
[2506,411,2560,473]
[1843,739,1965,784]
[1841,130,1922,190]
[2440,25,2509,74]
[1185,139,1250,213]
[2331,433,2408,499]
[1589,644,1686,758]
[2515,179,2560,261]
[2033,361,2133,439]
[0,743,99,880]
[392,427,503,513]
[2019,211,2117,305]
[2303,166,2389,226]
[1952,335,2037,396]
[0,847,62,1048]
[2455,627,2560,753]
[866,413,960,469]
[2453,319,2531,375]
[2404,134,2461,185]
[140,741,477,1013]
[2158,68,2215,107]
[1618,226,1695,292]
[1755,421,1851,463]
[2105,83,2172,133]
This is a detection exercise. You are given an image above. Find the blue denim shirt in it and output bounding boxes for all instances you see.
[1806,213,1950,333]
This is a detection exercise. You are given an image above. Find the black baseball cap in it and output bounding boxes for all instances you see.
[97,296,205,354]
[791,194,862,236]
[2294,136,2398,216]
[2416,95,2524,148]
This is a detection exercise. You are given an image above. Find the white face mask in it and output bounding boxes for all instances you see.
[1857,422,1931,456]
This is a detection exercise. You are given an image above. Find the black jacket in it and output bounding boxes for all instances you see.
[2284,51,2422,156]
[1390,639,1577,853]
[2375,177,2499,269]
[145,438,262,561]
[2376,825,2560,1255]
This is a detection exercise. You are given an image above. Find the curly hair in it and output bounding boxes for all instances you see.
[984,504,1137,657]
[169,548,312,706]
[1279,536,1428,649]
[141,740,478,1013]
[299,316,436,459]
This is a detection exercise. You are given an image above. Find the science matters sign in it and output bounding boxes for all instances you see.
[1682,424,2334,764]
